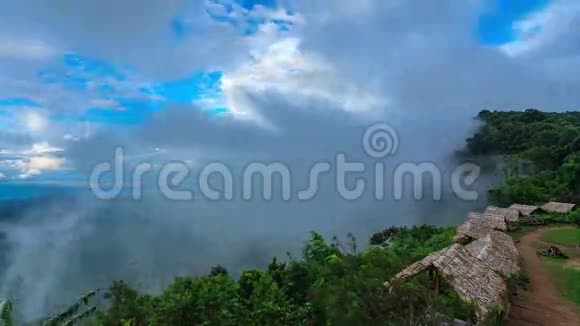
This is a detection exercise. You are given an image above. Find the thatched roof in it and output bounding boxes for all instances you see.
[484,206,521,222]
[389,244,509,315]
[464,232,519,276]
[467,212,508,231]
[454,219,494,242]
[541,202,576,214]
[508,204,544,217]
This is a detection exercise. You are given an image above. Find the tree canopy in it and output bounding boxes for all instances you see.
[466,109,580,206]
[93,226,473,325]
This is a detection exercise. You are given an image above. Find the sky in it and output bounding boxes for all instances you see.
[1,0,580,320]
[0,0,579,190]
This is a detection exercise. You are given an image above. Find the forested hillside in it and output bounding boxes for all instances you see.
[94,226,475,325]
[466,109,580,206]
[2,226,475,325]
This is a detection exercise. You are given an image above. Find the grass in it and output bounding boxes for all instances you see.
[541,228,580,247]
[540,256,580,306]
[508,225,538,240]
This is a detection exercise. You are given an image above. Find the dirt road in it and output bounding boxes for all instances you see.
[509,227,579,325]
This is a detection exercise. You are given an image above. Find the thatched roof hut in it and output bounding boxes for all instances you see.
[464,232,519,276]
[508,204,545,217]
[467,212,508,231]
[541,202,576,214]
[484,206,522,222]
[454,218,495,242]
[388,244,509,316]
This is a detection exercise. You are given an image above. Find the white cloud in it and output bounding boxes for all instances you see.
[0,160,24,170]
[0,143,63,158]
[501,0,580,57]
[0,172,7,180]
[203,1,386,124]
[64,134,80,142]
[8,156,65,171]
[27,157,65,170]
[17,168,42,179]
[0,142,66,181]
[22,143,64,155]
[22,110,48,132]
[222,36,386,121]
[0,40,56,60]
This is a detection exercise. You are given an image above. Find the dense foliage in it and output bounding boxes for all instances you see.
[93,226,475,325]
[466,109,580,206]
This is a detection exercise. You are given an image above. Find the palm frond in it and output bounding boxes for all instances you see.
[42,290,99,326]
[0,299,13,326]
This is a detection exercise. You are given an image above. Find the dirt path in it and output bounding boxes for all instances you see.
[509,227,579,326]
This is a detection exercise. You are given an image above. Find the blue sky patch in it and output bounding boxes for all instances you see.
[235,0,277,10]
[477,0,549,45]
[38,54,133,96]
[80,106,151,124]
[170,18,190,39]
[150,71,225,109]
[0,98,41,108]
[201,0,290,37]
[23,53,228,126]
[151,71,222,104]
[63,53,128,81]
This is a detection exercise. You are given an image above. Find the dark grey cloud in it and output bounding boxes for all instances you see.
[295,0,580,113]
[0,0,248,78]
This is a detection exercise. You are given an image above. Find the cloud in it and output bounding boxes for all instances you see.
[27,157,65,170]
[0,1,383,136]
[292,0,580,113]
[0,143,66,182]
[222,36,386,121]
[0,172,7,180]
[2,0,580,181]
[204,0,303,36]
[18,168,42,179]
[0,40,56,60]
[1,157,65,175]
[63,134,80,142]
[22,111,49,133]
[1,144,59,157]
[0,1,270,146]
[501,0,580,57]
[0,132,33,148]
[0,0,260,81]
[22,143,64,155]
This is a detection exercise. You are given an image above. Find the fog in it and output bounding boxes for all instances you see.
[0,105,497,319]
